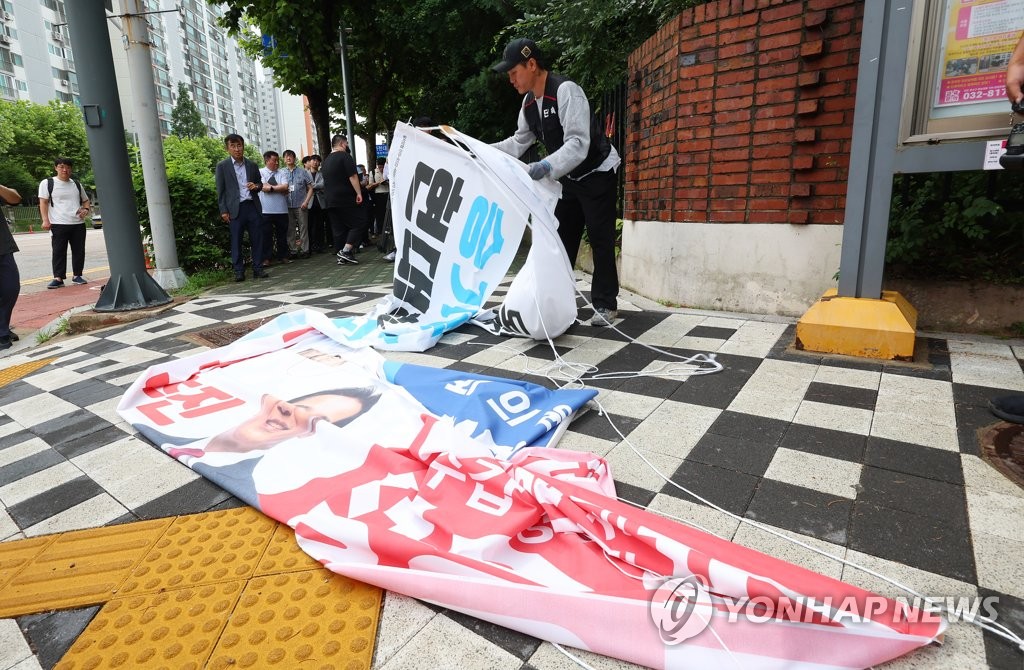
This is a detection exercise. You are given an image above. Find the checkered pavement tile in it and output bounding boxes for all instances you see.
[1,285,1022,669]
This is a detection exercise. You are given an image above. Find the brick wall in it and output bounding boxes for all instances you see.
[625,0,863,225]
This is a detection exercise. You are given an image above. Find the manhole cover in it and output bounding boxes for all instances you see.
[182,318,269,348]
[979,423,1024,491]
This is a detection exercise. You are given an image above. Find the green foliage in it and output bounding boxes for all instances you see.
[0,99,91,197]
[887,171,1024,282]
[133,136,230,274]
[219,0,520,154]
[219,2,345,154]
[503,0,700,95]
[170,82,208,139]
[172,268,234,297]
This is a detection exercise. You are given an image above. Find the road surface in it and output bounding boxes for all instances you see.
[14,228,110,295]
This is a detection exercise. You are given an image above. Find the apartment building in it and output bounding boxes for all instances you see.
[2,0,265,146]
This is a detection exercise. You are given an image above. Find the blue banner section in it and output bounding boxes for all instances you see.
[382,361,596,449]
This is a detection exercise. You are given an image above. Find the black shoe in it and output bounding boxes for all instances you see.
[8,332,18,342]
[234,274,245,282]
[337,250,358,265]
[47,279,64,289]
[990,394,1024,424]
[0,336,10,350]
[254,271,270,279]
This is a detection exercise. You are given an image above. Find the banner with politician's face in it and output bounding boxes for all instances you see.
[118,312,946,669]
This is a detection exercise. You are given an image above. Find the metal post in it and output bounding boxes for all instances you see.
[338,21,355,150]
[63,0,170,311]
[124,0,187,290]
[836,0,914,299]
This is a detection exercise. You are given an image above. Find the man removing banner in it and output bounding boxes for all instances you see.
[492,38,622,327]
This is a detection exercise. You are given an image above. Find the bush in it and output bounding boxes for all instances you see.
[132,136,232,274]
[887,171,1024,283]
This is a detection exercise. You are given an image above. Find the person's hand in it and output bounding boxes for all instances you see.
[300,203,308,211]
[1008,61,1024,105]
[355,193,363,205]
[247,181,259,192]
[42,220,51,231]
[527,159,552,180]
[221,212,230,222]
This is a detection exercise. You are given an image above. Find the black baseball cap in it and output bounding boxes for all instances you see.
[492,38,542,73]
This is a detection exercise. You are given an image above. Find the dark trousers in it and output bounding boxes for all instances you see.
[262,213,289,261]
[327,206,367,252]
[229,200,264,275]
[0,252,19,339]
[556,169,619,311]
[372,193,389,235]
[308,205,326,251]
[50,222,86,280]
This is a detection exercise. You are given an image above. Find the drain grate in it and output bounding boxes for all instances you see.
[182,318,270,348]
[979,422,1024,490]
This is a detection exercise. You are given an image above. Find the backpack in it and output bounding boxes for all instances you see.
[46,177,88,205]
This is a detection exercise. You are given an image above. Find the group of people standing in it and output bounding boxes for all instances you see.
[215,133,391,282]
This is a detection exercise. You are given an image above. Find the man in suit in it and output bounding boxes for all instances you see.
[215,133,268,281]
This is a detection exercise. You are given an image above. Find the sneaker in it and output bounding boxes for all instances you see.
[590,307,618,327]
[72,276,87,285]
[990,394,1024,424]
[383,251,396,262]
[47,279,64,289]
[338,250,358,265]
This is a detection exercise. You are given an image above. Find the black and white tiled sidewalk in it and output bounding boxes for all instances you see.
[1,282,1023,669]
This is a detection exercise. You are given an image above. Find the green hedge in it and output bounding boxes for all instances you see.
[887,171,1024,283]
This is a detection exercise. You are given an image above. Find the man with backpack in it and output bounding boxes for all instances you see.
[37,157,91,289]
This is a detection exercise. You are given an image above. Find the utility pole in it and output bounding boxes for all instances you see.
[64,0,170,312]
[338,20,355,150]
[123,0,187,290]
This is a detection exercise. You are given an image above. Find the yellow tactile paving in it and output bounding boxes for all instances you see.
[118,507,277,597]
[54,580,246,670]
[253,522,323,576]
[0,508,384,669]
[206,570,382,670]
[0,356,57,388]
[0,519,172,617]
[0,535,56,591]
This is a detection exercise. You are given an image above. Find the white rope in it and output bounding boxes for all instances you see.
[416,125,1024,653]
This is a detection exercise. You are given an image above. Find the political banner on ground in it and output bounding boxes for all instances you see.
[118,316,944,669]
[239,123,577,352]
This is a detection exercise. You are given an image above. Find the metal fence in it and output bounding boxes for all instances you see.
[3,204,102,233]
[596,79,627,218]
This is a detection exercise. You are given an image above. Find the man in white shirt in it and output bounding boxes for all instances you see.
[37,157,91,289]
[259,150,291,265]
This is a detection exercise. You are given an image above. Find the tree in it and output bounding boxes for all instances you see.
[218,2,346,157]
[216,0,522,160]
[0,99,91,197]
[503,0,699,96]
[170,82,207,139]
